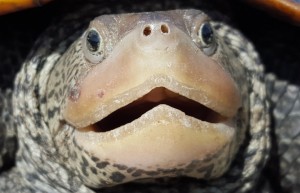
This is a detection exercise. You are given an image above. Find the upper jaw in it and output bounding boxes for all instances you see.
[63,21,241,129]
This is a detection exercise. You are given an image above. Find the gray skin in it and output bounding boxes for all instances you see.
[0,1,299,193]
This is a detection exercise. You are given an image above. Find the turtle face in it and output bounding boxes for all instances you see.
[46,10,249,188]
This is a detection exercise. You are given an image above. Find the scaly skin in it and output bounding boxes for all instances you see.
[265,74,300,192]
[0,1,298,193]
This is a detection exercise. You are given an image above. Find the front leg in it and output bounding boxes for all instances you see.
[265,74,300,193]
[0,88,17,172]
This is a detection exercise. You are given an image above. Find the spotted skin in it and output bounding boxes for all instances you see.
[0,1,299,193]
[71,135,233,187]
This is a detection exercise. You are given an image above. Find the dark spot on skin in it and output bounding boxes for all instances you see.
[36,58,46,73]
[48,89,55,99]
[144,171,160,176]
[69,85,80,102]
[232,49,240,58]
[54,81,61,87]
[110,172,125,183]
[103,172,107,176]
[100,180,109,185]
[47,106,60,119]
[82,156,89,167]
[38,168,49,176]
[74,69,79,77]
[83,150,89,155]
[96,161,109,169]
[32,134,42,145]
[113,164,127,170]
[47,109,55,119]
[132,169,143,177]
[97,89,105,98]
[90,167,97,175]
[33,85,40,102]
[23,143,30,155]
[33,113,42,128]
[127,168,135,173]
[26,173,39,181]
[81,166,89,177]
[40,96,47,104]
[70,152,78,160]
[91,156,99,162]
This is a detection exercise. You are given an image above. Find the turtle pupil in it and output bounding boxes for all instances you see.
[201,23,214,45]
[87,30,100,52]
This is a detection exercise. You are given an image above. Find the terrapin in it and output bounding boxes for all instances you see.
[0,0,299,193]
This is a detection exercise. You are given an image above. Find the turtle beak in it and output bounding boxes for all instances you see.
[64,22,240,129]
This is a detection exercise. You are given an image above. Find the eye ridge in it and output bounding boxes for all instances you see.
[87,29,101,52]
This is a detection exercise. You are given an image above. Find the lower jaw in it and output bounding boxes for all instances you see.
[74,105,235,174]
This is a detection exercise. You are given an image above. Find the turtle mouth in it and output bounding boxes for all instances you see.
[81,87,227,132]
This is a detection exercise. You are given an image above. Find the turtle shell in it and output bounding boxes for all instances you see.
[246,0,300,25]
[0,0,52,15]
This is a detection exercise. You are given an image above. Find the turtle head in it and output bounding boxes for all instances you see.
[45,10,249,188]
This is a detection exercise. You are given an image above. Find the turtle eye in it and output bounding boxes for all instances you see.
[87,30,100,52]
[197,22,217,56]
[199,23,214,45]
[83,28,104,64]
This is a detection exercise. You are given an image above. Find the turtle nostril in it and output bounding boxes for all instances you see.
[161,24,169,34]
[143,26,152,36]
